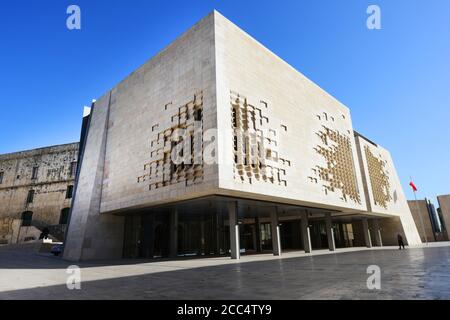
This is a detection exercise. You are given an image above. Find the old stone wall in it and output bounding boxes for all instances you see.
[0,143,79,244]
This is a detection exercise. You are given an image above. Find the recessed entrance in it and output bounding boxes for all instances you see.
[122,196,379,259]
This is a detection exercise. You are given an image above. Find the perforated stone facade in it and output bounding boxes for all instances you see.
[138,92,204,190]
[364,145,392,209]
[313,125,361,204]
[230,91,290,187]
[63,11,421,261]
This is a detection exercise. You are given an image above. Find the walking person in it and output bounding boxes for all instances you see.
[397,233,405,250]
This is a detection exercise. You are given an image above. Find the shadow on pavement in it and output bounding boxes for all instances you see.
[1,247,450,299]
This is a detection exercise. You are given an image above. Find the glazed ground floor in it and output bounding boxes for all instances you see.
[122,197,402,259]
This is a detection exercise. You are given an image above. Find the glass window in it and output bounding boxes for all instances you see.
[66,185,74,199]
[260,223,272,251]
[26,190,35,204]
[31,167,39,179]
[69,162,77,177]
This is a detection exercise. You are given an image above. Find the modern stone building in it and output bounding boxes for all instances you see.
[63,11,422,261]
[437,195,450,239]
[0,143,79,244]
[408,199,447,242]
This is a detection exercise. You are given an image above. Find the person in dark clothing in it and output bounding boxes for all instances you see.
[397,233,405,250]
[39,227,50,240]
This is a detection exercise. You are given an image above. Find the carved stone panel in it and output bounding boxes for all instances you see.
[365,145,392,209]
[310,113,361,204]
[138,92,204,190]
[230,91,290,186]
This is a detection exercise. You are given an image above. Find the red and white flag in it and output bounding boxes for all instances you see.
[409,181,418,192]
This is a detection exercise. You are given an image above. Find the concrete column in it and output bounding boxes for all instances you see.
[325,213,336,251]
[228,201,240,259]
[215,211,221,255]
[362,218,372,248]
[270,209,281,256]
[169,208,178,257]
[300,212,312,253]
[372,219,383,247]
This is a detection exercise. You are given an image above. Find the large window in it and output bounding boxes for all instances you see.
[0,171,3,184]
[69,162,77,177]
[66,185,74,199]
[260,223,272,251]
[26,190,35,204]
[21,211,33,226]
[31,167,39,179]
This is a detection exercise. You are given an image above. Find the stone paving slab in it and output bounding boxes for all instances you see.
[1,243,450,299]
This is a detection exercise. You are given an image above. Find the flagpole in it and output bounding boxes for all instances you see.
[411,176,428,246]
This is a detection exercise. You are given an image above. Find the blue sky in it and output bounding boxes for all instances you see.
[0,0,449,202]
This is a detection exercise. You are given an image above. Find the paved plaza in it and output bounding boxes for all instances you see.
[1,243,450,299]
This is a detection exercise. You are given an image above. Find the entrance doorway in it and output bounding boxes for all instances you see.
[333,222,355,248]
[310,220,328,249]
[280,220,303,250]
[259,222,272,251]
[240,224,257,252]
[238,220,273,254]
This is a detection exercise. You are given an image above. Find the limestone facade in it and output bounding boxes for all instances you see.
[61,11,421,261]
[0,143,78,244]
[408,200,438,243]
[437,195,450,239]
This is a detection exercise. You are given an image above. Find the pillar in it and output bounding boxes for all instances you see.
[325,213,336,251]
[270,209,281,256]
[362,218,372,248]
[372,219,383,247]
[300,211,312,253]
[169,208,178,257]
[228,201,240,259]
[215,211,221,255]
